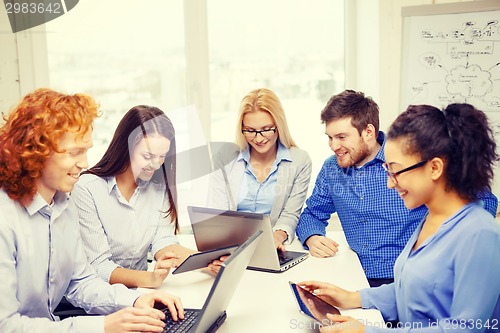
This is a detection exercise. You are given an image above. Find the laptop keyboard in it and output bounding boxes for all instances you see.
[278,251,294,265]
[162,308,199,333]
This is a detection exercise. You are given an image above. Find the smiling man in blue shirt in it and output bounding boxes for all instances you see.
[295,90,498,288]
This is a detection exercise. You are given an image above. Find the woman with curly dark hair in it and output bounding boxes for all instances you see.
[300,103,500,333]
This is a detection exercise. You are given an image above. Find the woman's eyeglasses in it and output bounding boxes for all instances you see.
[241,128,277,139]
[382,160,428,184]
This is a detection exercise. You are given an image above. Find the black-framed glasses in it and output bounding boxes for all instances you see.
[382,160,428,184]
[241,128,277,139]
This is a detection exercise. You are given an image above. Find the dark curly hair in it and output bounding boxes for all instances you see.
[387,103,498,201]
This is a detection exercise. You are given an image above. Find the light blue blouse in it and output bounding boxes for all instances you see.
[360,202,500,333]
[237,142,291,214]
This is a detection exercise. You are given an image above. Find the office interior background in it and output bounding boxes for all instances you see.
[1,0,498,230]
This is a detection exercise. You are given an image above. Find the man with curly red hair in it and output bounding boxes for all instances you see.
[0,89,184,332]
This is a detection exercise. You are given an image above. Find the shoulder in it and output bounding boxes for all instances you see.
[73,174,109,199]
[0,190,19,218]
[76,173,107,188]
[213,144,241,169]
[288,147,311,164]
[459,203,500,236]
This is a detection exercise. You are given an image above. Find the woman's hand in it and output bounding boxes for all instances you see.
[207,255,230,274]
[150,251,180,288]
[273,230,288,252]
[320,314,365,333]
[298,280,362,309]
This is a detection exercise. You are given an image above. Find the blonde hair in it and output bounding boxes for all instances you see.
[235,88,297,150]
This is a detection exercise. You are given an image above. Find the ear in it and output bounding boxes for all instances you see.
[362,124,376,140]
[429,157,445,181]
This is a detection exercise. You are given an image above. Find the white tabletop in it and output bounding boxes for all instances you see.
[145,231,384,332]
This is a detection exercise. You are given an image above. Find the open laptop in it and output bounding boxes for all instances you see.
[161,230,263,333]
[188,206,308,273]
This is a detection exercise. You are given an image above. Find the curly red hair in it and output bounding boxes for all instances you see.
[0,88,99,205]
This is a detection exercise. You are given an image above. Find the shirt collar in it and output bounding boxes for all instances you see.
[107,176,118,194]
[106,175,150,195]
[371,131,387,164]
[26,191,70,216]
[238,141,292,164]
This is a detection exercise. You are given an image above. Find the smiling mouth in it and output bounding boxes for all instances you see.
[398,190,408,198]
[68,173,80,179]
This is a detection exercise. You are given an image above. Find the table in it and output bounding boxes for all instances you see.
[145,231,384,332]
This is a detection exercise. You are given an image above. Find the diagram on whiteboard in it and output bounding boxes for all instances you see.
[403,12,500,113]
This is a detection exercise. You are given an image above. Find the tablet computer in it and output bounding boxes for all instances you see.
[289,281,341,324]
[172,244,239,274]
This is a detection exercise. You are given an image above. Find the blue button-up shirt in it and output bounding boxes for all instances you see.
[296,132,498,279]
[237,142,291,214]
[360,202,500,333]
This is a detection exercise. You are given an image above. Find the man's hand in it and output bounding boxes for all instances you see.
[133,290,184,321]
[104,307,165,333]
[306,235,339,257]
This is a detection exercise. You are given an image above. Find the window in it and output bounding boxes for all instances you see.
[43,1,345,228]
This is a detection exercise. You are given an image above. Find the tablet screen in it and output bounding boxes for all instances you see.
[172,244,239,274]
[289,281,340,323]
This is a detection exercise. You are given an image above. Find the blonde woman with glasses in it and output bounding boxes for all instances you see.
[208,88,312,250]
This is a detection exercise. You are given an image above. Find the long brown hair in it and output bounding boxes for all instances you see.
[84,105,179,232]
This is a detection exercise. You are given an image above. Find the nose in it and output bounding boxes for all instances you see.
[329,139,340,152]
[253,134,265,143]
[76,153,89,170]
[149,157,164,169]
[387,176,397,189]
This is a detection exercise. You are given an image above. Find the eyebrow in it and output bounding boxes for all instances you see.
[325,132,349,136]
[243,124,275,130]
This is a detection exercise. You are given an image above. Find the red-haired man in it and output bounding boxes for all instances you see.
[0,89,184,332]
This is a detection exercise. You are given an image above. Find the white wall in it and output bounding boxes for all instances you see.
[347,0,492,133]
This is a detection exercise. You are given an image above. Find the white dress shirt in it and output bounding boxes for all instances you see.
[0,190,140,333]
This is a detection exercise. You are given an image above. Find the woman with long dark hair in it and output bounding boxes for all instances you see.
[73,105,194,288]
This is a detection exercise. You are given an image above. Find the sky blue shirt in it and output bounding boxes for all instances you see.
[237,142,291,214]
[0,190,139,333]
[360,202,500,333]
[72,174,179,282]
[296,132,498,279]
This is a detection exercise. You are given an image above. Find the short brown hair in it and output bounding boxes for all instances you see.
[320,90,379,136]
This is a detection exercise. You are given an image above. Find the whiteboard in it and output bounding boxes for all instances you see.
[400,1,500,201]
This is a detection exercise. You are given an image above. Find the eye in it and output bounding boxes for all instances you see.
[142,155,153,160]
